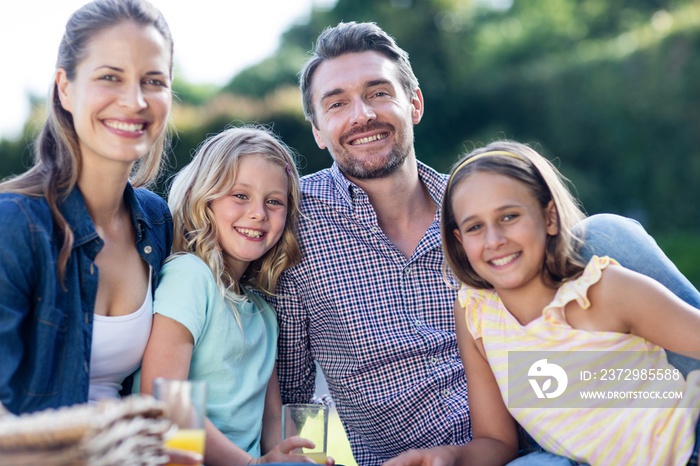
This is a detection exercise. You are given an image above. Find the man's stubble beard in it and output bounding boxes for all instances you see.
[338,146,409,179]
[334,123,414,180]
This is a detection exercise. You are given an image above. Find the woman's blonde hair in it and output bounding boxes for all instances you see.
[0,0,173,283]
[441,140,587,289]
[168,126,301,307]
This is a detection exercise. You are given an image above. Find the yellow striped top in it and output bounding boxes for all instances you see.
[458,255,700,465]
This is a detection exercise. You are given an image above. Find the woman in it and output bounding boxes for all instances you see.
[0,0,173,415]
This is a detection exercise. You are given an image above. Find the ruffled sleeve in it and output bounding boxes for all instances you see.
[458,284,491,339]
[543,255,618,323]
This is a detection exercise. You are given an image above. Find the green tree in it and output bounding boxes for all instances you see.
[2,0,699,284]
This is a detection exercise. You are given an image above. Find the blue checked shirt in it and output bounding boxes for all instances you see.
[273,161,471,466]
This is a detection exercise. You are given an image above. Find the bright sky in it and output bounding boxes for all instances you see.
[0,0,335,139]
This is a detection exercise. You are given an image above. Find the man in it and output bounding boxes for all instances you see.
[273,21,700,466]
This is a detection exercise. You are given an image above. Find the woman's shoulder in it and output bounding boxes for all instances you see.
[131,186,171,219]
[0,195,55,261]
[0,193,52,224]
[132,186,166,203]
[0,192,47,207]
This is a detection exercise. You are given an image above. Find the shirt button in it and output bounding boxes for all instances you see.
[404,267,412,275]
[430,357,439,365]
[415,320,422,327]
[143,245,153,254]
[442,389,451,398]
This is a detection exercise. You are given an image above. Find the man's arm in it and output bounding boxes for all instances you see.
[579,213,700,374]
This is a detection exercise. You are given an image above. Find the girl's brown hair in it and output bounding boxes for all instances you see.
[441,141,587,289]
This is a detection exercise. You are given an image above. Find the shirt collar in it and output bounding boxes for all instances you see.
[60,182,148,248]
[329,160,448,208]
[329,162,355,206]
[123,182,153,234]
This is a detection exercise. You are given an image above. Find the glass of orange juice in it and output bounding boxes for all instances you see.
[282,403,329,464]
[153,378,207,465]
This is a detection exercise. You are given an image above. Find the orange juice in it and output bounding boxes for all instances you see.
[303,451,327,464]
[165,428,205,465]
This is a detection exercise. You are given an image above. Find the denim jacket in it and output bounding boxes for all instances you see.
[0,184,172,414]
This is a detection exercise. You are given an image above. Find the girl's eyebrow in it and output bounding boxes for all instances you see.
[231,182,287,197]
[456,204,523,227]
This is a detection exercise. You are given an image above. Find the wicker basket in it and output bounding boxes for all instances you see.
[0,396,172,466]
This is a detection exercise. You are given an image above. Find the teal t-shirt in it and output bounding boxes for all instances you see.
[154,253,278,456]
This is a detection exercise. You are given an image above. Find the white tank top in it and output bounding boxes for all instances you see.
[88,270,153,401]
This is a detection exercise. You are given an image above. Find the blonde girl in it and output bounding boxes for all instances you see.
[141,126,322,465]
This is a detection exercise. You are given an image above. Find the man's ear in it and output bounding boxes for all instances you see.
[410,88,424,125]
[56,68,72,113]
[311,124,327,150]
[546,200,559,236]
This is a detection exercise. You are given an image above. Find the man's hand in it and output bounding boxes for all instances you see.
[383,446,461,466]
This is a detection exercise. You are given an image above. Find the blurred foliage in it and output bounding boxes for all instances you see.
[222,48,308,98]
[0,137,32,181]
[2,0,699,284]
[657,231,700,288]
[172,76,218,106]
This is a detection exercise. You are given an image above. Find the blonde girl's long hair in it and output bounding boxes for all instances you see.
[0,0,173,283]
[441,140,587,290]
[167,126,301,308]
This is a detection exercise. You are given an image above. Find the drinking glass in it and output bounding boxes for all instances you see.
[282,403,329,464]
[153,378,207,465]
